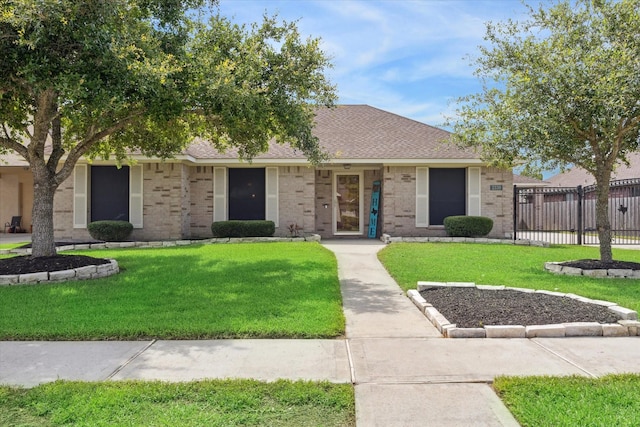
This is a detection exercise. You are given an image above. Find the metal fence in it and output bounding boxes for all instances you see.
[514,178,640,245]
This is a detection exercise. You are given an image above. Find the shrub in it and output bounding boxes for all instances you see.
[443,216,493,238]
[211,220,275,238]
[87,220,133,241]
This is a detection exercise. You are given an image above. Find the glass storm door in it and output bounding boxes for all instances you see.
[335,173,363,234]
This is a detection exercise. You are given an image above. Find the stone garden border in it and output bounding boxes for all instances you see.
[0,235,321,285]
[407,281,639,338]
[381,233,550,247]
[0,234,322,256]
[545,261,640,279]
[0,259,119,286]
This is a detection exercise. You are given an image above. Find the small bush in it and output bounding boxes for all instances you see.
[88,220,133,241]
[443,216,493,238]
[211,220,275,238]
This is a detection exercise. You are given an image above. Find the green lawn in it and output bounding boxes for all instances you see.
[0,379,355,427]
[0,242,28,249]
[494,374,640,427]
[378,243,640,312]
[0,242,345,340]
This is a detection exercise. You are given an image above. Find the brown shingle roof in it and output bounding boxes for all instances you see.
[1,105,479,165]
[183,105,479,162]
[513,174,549,186]
[547,152,640,187]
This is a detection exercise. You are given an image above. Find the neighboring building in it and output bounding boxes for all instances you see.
[546,152,640,187]
[1,105,514,240]
[514,153,640,239]
[512,174,549,188]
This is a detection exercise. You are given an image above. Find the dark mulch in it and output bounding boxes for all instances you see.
[560,259,640,270]
[18,240,104,249]
[419,287,621,328]
[0,255,110,275]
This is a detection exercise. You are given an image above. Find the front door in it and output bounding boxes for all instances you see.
[334,173,363,235]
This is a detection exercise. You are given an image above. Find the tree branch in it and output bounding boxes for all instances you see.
[568,118,592,141]
[0,134,29,160]
[46,114,65,172]
[28,88,58,161]
[54,109,146,186]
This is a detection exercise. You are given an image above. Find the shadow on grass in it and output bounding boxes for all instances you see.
[0,244,345,340]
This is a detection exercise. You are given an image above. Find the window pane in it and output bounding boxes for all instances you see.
[336,174,360,232]
[429,168,466,225]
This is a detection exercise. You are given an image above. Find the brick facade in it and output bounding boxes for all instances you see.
[50,162,513,241]
[277,166,315,237]
[189,166,214,238]
[381,165,513,238]
[480,167,513,238]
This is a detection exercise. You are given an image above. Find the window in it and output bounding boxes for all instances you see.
[228,168,266,220]
[213,167,279,226]
[416,167,480,227]
[429,168,466,225]
[73,165,143,228]
[91,166,130,222]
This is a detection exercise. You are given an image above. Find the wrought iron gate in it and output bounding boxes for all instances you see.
[513,179,640,245]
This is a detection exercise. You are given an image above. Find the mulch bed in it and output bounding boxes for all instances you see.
[559,259,640,270]
[419,287,622,329]
[0,255,111,275]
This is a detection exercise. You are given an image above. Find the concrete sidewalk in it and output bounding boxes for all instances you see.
[1,239,640,426]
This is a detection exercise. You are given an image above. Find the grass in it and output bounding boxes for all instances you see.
[494,374,640,427]
[378,243,640,312]
[0,379,355,427]
[0,242,28,249]
[0,242,345,340]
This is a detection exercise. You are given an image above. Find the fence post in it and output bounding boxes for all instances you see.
[513,185,518,241]
[577,185,583,245]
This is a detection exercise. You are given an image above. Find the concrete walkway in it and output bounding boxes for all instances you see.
[1,239,640,426]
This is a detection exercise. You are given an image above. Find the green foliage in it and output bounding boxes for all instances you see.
[443,216,493,237]
[0,243,345,339]
[494,374,640,426]
[211,220,276,238]
[448,0,640,262]
[0,0,335,257]
[87,220,134,241]
[0,380,355,427]
[378,243,640,313]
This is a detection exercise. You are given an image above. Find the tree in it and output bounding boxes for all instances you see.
[449,0,640,263]
[0,0,336,257]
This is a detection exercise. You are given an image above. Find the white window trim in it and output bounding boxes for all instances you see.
[467,167,481,216]
[416,167,429,227]
[265,167,279,226]
[73,165,88,228]
[129,165,144,228]
[213,167,227,222]
[333,171,364,235]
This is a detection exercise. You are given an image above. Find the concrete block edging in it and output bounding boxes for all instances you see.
[545,261,640,279]
[0,235,321,285]
[381,233,550,247]
[0,259,119,286]
[408,283,639,339]
[1,234,323,257]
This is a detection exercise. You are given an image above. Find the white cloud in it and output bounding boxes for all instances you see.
[217,0,534,124]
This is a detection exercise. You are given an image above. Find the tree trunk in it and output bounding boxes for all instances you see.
[31,170,58,258]
[595,178,613,263]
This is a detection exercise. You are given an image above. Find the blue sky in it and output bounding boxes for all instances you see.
[217,0,541,127]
